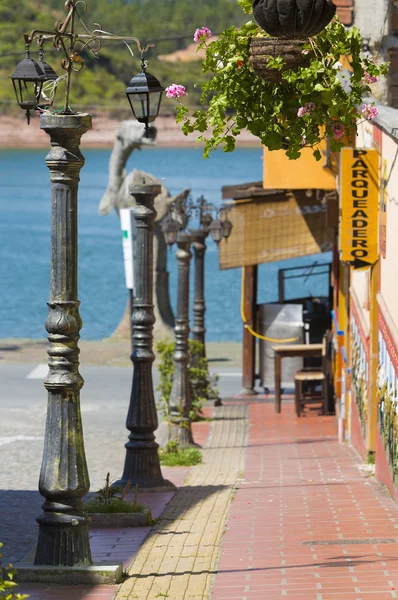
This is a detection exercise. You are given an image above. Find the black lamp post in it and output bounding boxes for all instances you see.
[162,197,233,420]
[169,231,196,446]
[10,0,165,571]
[116,182,174,489]
[190,201,232,406]
[162,205,196,446]
[187,197,214,353]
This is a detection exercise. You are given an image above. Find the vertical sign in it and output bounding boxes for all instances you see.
[340,148,379,270]
[379,158,388,259]
[120,208,136,290]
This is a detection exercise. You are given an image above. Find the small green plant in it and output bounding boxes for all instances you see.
[85,475,145,514]
[158,440,202,467]
[156,339,219,423]
[367,452,376,465]
[0,543,28,600]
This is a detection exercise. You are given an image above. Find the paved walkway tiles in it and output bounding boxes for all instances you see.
[13,398,398,599]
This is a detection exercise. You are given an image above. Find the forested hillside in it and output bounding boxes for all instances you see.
[0,0,246,114]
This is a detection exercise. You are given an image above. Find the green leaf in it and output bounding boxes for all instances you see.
[313,149,322,161]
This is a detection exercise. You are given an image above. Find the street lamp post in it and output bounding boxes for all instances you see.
[190,228,209,349]
[117,182,174,489]
[10,0,166,568]
[187,197,233,354]
[170,232,195,447]
[36,112,92,567]
[163,196,232,420]
[190,203,232,406]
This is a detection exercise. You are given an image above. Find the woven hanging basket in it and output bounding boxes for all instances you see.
[248,37,311,82]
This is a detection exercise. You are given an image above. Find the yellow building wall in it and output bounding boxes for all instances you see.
[263,141,337,190]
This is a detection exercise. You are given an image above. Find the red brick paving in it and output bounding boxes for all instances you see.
[211,399,398,600]
[18,419,210,600]
[21,400,398,600]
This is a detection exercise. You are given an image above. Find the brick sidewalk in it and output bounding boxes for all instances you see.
[17,420,211,600]
[13,396,398,600]
[117,404,248,600]
[211,399,398,600]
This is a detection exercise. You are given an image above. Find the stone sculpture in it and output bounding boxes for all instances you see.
[99,120,190,340]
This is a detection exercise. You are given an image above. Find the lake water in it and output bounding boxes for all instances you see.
[0,147,331,342]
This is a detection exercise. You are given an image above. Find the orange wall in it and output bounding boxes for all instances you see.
[263,142,337,190]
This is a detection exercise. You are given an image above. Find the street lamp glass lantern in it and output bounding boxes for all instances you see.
[162,214,181,247]
[37,58,59,82]
[201,211,213,230]
[125,70,164,134]
[10,51,46,124]
[209,219,223,244]
[222,217,233,239]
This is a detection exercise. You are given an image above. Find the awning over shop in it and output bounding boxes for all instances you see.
[219,182,338,270]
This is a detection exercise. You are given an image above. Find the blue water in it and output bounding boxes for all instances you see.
[0,147,331,342]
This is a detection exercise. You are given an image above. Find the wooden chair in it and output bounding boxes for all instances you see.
[294,335,328,417]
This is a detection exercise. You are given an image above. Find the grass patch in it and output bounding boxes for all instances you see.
[367,451,376,465]
[85,498,145,514]
[158,441,202,467]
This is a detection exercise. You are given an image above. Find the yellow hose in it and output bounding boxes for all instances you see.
[240,268,299,343]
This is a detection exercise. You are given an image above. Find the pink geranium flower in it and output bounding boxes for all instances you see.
[194,27,212,43]
[165,84,187,99]
[297,102,316,117]
[361,103,379,120]
[331,122,345,140]
[362,71,378,85]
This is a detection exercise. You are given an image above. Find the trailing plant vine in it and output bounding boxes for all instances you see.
[169,0,388,160]
[156,339,219,423]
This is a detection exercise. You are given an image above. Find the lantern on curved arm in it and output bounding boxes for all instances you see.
[10,42,45,124]
[252,0,336,38]
[209,217,224,245]
[125,61,165,136]
[221,209,233,239]
[162,212,182,247]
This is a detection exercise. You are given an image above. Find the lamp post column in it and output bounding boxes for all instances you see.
[117,183,174,489]
[190,229,208,351]
[170,232,195,447]
[190,228,221,406]
[35,113,92,567]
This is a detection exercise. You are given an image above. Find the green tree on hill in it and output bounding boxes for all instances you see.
[0,0,246,113]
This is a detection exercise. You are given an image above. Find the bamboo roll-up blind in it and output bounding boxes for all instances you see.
[219,189,338,270]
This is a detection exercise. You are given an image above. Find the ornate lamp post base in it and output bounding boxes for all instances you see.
[117,181,175,490]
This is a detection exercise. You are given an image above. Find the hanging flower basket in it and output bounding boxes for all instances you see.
[248,37,311,82]
[168,0,389,160]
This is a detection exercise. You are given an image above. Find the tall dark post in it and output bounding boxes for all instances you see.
[118,183,174,489]
[241,265,258,396]
[190,229,208,350]
[35,113,92,567]
[190,228,221,406]
[170,232,195,447]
